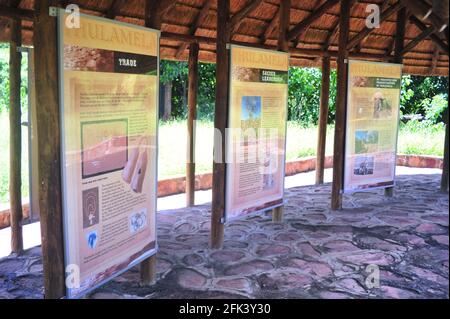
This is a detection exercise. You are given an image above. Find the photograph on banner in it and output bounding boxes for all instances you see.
[225,45,288,220]
[344,60,402,192]
[58,11,159,298]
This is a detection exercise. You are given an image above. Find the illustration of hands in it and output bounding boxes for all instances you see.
[122,136,149,193]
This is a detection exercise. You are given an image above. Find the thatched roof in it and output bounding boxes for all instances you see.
[0,0,448,76]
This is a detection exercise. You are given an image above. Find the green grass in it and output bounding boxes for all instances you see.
[0,114,445,205]
[397,121,445,157]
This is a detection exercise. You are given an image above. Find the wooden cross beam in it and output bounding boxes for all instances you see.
[145,0,177,29]
[0,4,34,20]
[323,16,340,50]
[409,15,449,55]
[354,0,389,53]
[286,0,340,41]
[260,6,279,44]
[229,0,264,36]
[293,0,321,49]
[346,1,404,51]
[175,0,213,59]
[401,24,436,55]
[322,0,358,51]
[400,0,448,32]
[0,0,22,35]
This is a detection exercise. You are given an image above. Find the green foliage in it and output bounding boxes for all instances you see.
[423,94,448,124]
[0,43,29,118]
[160,60,187,84]
[160,60,216,120]
[197,62,216,120]
[287,67,337,125]
[400,74,448,123]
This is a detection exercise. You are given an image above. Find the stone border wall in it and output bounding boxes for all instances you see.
[0,154,443,229]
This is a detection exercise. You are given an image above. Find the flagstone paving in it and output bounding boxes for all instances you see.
[0,173,448,299]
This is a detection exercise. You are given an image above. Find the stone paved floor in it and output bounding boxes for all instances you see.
[0,173,448,299]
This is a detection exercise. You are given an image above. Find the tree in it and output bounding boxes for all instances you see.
[0,43,28,117]
[160,60,188,120]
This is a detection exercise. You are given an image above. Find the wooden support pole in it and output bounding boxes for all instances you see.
[401,25,436,55]
[272,206,284,223]
[277,0,290,52]
[210,0,229,249]
[331,0,351,211]
[393,8,407,63]
[409,16,449,56]
[34,0,65,299]
[441,108,449,193]
[271,0,290,223]
[140,254,157,285]
[186,42,199,207]
[316,55,330,185]
[9,18,23,254]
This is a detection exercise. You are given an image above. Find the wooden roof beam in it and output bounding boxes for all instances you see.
[400,0,448,32]
[260,6,279,44]
[354,0,389,53]
[277,0,290,52]
[323,0,358,51]
[0,5,34,21]
[229,0,264,36]
[0,0,22,34]
[293,0,321,49]
[410,15,449,55]
[286,0,340,41]
[323,16,340,50]
[145,0,177,29]
[347,1,404,50]
[175,0,213,59]
[401,24,436,55]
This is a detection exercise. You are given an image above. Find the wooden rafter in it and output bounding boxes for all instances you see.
[400,0,448,32]
[0,4,34,20]
[354,0,389,53]
[145,0,178,29]
[229,0,264,36]
[401,23,436,55]
[323,0,358,51]
[260,6,279,44]
[409,15,449,55]
[322,15,340,50]
[0,0,22,33]
[175,0,213,59]
[287,0,339,41]
[385,8,411,59]
[293,0,321,49]
[347,1,404,50]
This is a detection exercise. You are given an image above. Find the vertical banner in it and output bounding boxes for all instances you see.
[58,11,159,298]
[344,60,402,192]
[225,45,289,221]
